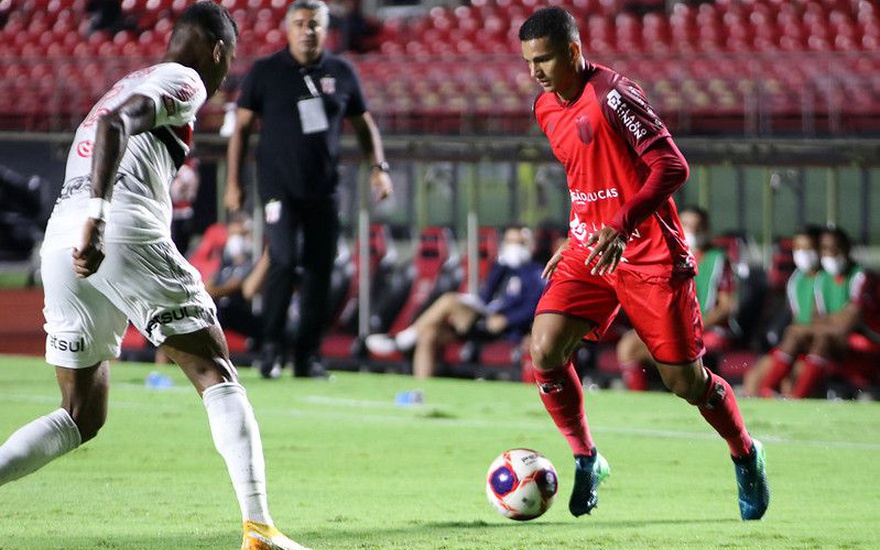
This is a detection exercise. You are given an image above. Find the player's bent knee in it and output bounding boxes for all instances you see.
[658,364,705,402]
[663,378,700,400]
[529,337,565,372]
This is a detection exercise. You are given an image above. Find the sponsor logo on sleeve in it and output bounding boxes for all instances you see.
[606,89,649,141]
[76,140,93,158]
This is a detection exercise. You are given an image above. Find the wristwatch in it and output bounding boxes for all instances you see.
[371,161,390,173]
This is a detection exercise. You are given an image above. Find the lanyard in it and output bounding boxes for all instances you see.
[303,73,320,98]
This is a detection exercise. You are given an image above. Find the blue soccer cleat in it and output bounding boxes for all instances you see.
[733,439,770,520]
[569,450,611,517]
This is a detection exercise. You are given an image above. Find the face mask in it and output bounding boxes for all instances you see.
[225,234,248,259]
[792,249,819,273]
[684,231,708,250]
[498,243,530,269]
[820,255,846,276]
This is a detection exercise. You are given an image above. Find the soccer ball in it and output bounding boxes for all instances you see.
[485,448,558,520]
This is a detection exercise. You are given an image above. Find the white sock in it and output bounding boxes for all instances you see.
[0,408,81,487]
[394,326,419,351]
[203,382,273,526]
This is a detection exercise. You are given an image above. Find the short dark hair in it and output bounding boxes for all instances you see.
[518,6,580,50]
[680,205,710,226]
[174,1,239,47]
[795,224,823,245]
[822,226,852,254]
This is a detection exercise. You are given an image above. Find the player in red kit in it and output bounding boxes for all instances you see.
[519,7,769,521]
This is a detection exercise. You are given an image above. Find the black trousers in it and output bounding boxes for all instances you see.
[262,195,340,371]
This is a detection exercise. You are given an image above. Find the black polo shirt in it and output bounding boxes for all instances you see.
[238,48,367,200]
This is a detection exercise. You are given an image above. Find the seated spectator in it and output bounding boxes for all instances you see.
[204,213,269,346]
[756,227,865,398]
[364,225,545,378]
[155,213,268,365]
[616,206,735,391]
[823,270,880,395]
[743,225,822,396]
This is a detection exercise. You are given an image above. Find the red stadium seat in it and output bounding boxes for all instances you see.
[365,226,458,365]
[188,223,228,281]
[320,224,396,362]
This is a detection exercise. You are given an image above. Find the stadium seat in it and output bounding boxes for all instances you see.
[457,227,499,293]
[365,226,460,367]
[1,1,879,135]
[187,223,228,281]
[321,224,396,365]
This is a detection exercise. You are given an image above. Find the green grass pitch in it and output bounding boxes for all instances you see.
[0,355,877,550]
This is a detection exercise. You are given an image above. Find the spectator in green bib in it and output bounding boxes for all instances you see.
[744,225,822,397]
[756,226,865,398]
[616,206,735,391]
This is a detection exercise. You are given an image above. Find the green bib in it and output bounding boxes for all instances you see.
[814,265,863,315]
[695,249,727,315]
[787,270,817,325]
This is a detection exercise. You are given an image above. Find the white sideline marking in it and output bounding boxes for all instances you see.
[301,395,403,408]
[1,391,879,451]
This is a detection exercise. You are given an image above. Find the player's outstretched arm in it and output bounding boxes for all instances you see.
[73,94,157,278]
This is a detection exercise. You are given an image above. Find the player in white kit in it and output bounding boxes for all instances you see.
[0,4,310,549]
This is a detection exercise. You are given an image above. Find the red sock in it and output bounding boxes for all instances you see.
[533,361,595,456]
[691,368,753,458]
[620,360,649,391]
[759,349,794,397]
[790,354,829,398]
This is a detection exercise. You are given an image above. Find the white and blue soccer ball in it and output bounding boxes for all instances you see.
[485,448,558,520]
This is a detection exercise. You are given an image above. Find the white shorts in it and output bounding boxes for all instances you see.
[41,239,217,368]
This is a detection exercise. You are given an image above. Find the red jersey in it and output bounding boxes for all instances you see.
[534,63,693,275]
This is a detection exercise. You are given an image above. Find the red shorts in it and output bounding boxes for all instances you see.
[536,248,705,364]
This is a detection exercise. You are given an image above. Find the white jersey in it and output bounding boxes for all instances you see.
[43,62,207,249]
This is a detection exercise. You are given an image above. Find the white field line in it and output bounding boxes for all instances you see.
[1,391,879,451]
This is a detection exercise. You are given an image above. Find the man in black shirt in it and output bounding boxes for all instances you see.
[226,0,392,379]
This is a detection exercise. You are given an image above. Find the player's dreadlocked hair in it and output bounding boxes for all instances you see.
[518,6,580,50]
[173,1,239,47]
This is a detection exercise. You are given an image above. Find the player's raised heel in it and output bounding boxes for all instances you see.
[241,521,313,550]
[733,439,770,521]
[569,450,611,517]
